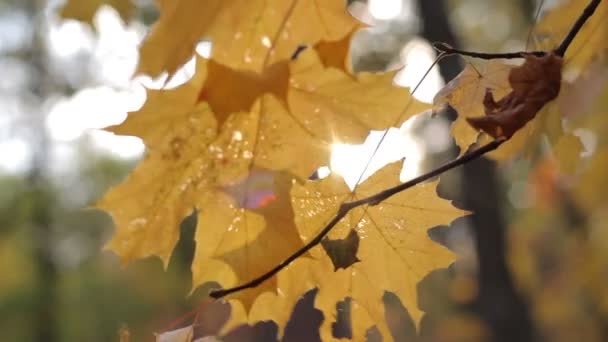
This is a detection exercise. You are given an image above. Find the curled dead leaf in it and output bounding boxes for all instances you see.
[467,52,563,139]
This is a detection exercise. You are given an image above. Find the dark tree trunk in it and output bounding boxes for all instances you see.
[415,1,536,341]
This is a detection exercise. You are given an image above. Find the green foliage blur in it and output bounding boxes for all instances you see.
[0,153,205,341]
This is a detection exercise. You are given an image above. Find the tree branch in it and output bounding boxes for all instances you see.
[434,0,602,60]
[209,138,506,299]
[554,0,601,57]
[209,0,602,300]
[433,42,545,60]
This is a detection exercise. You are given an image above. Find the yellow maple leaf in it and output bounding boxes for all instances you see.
[534,0,608,74]
[191,169,307,312]
[137,0,360,77]
[434,60,511,150]
[434,58,578,160]
[198,47,430,179]
[288,48,431,146]
[98,58,212,262]
[99,67,306,311]
[285,162,466,340]
[100,44,429,318]
[59,0,134,25]
[98,100,217,264]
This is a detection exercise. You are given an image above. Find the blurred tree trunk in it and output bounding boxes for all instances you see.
[416,1,536,341]
[23,0,58,340]
[519,0,537,22]
[416,0,461,81]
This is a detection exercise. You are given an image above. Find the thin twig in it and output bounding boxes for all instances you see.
[434,0,602,61]
[209,0,602,300]
[209,203,353,298]
[433,42,545,60]
[354,138,506,207]
[209,138,506,299]
[554,0,602,57]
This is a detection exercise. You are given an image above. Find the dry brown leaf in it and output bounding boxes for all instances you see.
[467,53,562,139]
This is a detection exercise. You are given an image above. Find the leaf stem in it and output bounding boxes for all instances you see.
[209,138,506,299]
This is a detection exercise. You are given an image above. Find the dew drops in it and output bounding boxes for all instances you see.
[244,49,253,63]
[261,36,272,48]
[128,218,147,232]
[134,218,147,225]
[232,131,243,141]
[178,177,193,192]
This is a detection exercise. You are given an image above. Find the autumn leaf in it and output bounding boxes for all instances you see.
[434,59,512,152]
[198,47,430,179]
[466,53,562,139]
[287,162,466,340]
[98,57,212,263]
[99,68,306,312]
[99,33,430,323]
[82,0,608,340]
[137,0,360,77]
[434,54,576,161]
[191,169,307,312]
[98,100,217,265]
[313,28,358,73]
[59,0,134,25]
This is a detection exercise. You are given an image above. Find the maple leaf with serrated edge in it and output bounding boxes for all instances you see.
[59,0,134,25]
[198,47,430,179]
[191,169,307,314]
[434,57,571,160]
[137,0,360,77]
[282,162,467,340]
[98,37,430,327]
[434,60,512,151]
[98,77,306,314]
[467,53,562,139]
[98,58,212,264]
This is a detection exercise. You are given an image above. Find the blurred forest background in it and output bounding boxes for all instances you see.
[0,0,553,341]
